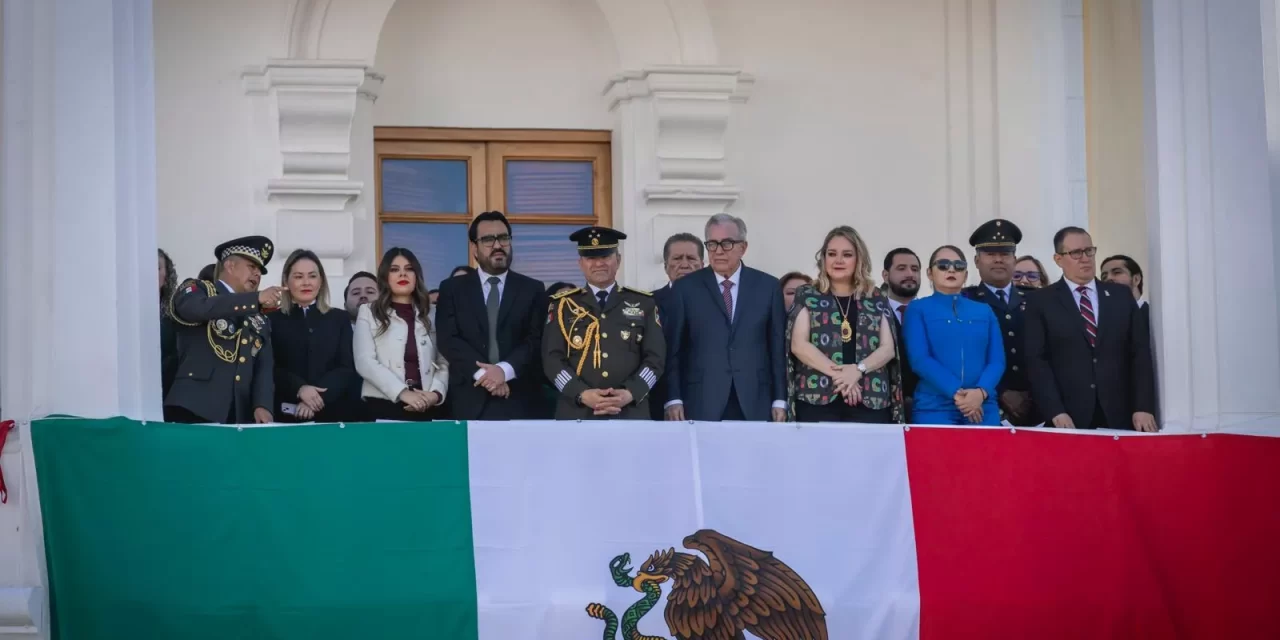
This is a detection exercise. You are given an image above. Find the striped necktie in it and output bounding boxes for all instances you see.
[1077,285,1097,347]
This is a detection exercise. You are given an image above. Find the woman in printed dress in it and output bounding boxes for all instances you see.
[786,226,902,423]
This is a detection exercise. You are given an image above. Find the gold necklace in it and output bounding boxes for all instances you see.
[835,293,855,343]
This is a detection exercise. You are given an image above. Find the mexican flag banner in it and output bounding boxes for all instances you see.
[31,418,1280,639]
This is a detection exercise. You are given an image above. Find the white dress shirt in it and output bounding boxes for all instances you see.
[587,282,616,300]
[984,282,1013,302]
[665,265,785,412]
[889,298,910,323]
[472,268,517,382]
[1069,278,1100,323]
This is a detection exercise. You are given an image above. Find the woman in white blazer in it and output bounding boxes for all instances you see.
[354,248,449,420]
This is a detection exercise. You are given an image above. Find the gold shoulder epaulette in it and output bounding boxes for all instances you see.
[551,287,581,300]
[622,286,652,296]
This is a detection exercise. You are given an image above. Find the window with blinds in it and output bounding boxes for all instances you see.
[374,128,612,289]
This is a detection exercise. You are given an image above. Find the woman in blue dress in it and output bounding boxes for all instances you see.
[903,245,1005,425]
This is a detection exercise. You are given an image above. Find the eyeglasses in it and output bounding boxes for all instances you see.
[1013,271,1041,281]
[932,259,967,272]
[1057,246,1097,260]
[704,239,743,253]
[476,234,512,247]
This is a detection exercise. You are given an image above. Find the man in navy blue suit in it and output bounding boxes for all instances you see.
[663,214,788,422]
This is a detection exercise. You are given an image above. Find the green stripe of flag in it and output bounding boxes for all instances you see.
[33,418,478,640]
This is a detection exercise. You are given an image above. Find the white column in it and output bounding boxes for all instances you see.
[604,66,753,288]
[241,60,383,279]
[1,0,158,635]
[1143,0,1280,432]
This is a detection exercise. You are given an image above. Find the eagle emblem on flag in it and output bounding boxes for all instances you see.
[585,529,827,639]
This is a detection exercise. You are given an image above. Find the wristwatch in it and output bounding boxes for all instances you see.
[856,362,867,373]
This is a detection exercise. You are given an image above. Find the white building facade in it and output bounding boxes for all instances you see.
[2,0,1280,636]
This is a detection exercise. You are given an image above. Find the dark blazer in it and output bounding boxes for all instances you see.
[165,279,273,424]
[436,269,548,420]
[650,282,675,420]
[267,305,361,422]
[1024,279,1156,429]
[160,312,179,398]
[664,265,786,421]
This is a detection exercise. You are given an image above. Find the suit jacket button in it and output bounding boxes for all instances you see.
[1090,383,1096,389]
[602,371,609,378]
[1008,331,1015,337]
[235,375,241,382]
[601,314,607,319]
[1011,348,1017,354]
[242,339,249,345]
[602,353,609,358]
[601,333,608,339]
[239,357,246,363]
[1006,314,1012,320]
[1011,365,1018,371]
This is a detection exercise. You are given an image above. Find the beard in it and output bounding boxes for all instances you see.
[888,281,919,299]
[479,250,511,275]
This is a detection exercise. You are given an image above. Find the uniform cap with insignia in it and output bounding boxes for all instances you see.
[968,219,1022,254]
[214,235,274,274]
[569,226,627,258]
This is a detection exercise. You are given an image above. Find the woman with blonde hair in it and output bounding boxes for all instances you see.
[268,249,360,422]
[786,226,902,423]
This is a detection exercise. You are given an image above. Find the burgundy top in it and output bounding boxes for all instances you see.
[391,302,421,388]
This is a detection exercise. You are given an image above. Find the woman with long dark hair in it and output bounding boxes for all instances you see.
[158,248,179,397]
[786,226,902,423]
[268,249,360,422]
[903,245,1004,425]
[354,247,449,420]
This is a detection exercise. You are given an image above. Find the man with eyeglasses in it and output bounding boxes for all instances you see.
[961,219,1039,426]
[663,213,788,423]
[1024,226,1158,431]
[435,210,549,420]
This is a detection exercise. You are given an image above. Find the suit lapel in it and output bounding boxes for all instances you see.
[1053,279,1092,346]
[1095,280,1122,346]
[468,271,490,335]
[701,269,731,324]
[495,274,517,329]
[730,268,750,331]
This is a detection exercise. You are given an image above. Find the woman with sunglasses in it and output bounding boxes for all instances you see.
[902,245,1004,425]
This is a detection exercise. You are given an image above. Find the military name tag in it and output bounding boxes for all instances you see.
[623,302,643,318]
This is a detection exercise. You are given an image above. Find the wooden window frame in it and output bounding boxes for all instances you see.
[373,128,612,265]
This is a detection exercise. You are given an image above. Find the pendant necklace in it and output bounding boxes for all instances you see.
[836,294,855,343]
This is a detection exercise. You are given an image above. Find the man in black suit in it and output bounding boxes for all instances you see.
[435,211,548,420]
[664,213,787,422]
[650,232,704,420]
[1024,227,1158,431]
[881,247,920,418]
[962,219,1040,426]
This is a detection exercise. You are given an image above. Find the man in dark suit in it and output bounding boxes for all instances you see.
[436,211,548,420]
[650,232,704,420]
[165,236,284,424]
[1024,226,1158,431]
[962,219,1040,426]
[881,247,921,418]
[664,213,787,422]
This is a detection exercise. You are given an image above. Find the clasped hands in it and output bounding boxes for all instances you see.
[825,363,863,406]
[580,388,635,416]
[953,388,986,423]
[294,384,328,421]
[396,387,442,412]
[474,362,511,398]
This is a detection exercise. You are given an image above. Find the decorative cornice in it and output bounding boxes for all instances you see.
[266,179,362,212]
[643,184,742,204]
[241,59,379,98]
[604,66,754,111]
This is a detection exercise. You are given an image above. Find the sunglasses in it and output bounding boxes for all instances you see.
[932,259,967,272]
[1013,271,1041,281]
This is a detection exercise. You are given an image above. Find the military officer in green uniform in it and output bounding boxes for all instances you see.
[164,236,286,424]
[543,226,665,420]
[961,219,1041,426]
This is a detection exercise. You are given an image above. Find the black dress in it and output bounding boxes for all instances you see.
[267,304,362,422]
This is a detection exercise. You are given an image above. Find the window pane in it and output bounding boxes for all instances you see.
[380,222,470,290]
[510,224,588,286]
[381,159,469,213]
[504,160,593,215]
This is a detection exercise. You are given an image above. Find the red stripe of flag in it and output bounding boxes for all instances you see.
[906,428,1280,639]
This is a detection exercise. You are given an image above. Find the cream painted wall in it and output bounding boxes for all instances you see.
[154,0,291,280]
[707,0,1077,284]
[373,0,619,129]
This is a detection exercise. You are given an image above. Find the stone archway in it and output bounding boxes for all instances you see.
[283,0,718,67]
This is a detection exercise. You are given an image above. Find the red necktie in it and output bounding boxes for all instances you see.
[1077,285,1097,347]
[721,279,734,318]
[898,303,907,323]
